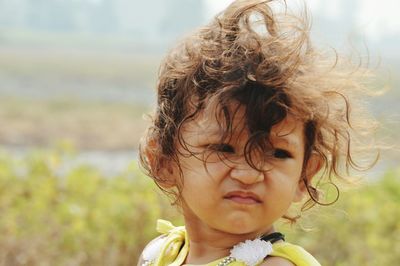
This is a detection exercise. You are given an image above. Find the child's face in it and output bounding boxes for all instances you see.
[169,104,309,236]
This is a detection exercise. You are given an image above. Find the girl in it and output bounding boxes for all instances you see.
[138,0,377,265]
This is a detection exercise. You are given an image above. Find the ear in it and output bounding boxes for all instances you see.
[158,161,178,189]
[293,153,323,202]
[143,138,177,189]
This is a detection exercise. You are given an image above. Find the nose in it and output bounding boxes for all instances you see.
[229,158,264,185]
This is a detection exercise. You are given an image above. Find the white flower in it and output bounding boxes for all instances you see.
[230,238,273,266]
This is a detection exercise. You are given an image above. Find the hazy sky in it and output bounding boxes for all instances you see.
[205,0,400,40]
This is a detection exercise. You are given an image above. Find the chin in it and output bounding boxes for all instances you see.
[222,220,259,235]
[228,227,255,235]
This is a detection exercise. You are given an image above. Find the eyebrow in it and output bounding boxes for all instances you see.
[184,125,221,141]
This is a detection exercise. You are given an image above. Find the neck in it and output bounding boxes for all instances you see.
[183,215,275,265]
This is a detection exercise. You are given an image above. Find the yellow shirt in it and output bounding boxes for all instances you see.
[141,220,321,266]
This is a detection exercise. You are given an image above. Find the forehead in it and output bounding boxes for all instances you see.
[181,103,305,147]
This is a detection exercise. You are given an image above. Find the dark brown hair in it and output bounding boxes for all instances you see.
[139,0,378,214]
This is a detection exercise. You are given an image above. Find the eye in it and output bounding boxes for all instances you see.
[208,143,235,153]
[273,149,292,159]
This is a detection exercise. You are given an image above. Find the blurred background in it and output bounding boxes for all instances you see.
[0,0,398,265]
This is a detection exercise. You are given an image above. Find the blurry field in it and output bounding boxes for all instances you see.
[0,42,160,151]
[0,31,399,266]
[0,98,150,150]
[0,45,159,91]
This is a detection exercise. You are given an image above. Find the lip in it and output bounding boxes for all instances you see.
[223,191,262,204]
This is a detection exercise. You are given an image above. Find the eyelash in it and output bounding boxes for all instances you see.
[206,144,292,159]
[207,144,235,153]
[273,149,292,159]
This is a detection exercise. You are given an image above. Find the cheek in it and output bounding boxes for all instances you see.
[186,159,230,181]
[204,161,231,179]
[272,158,303,176]
[180,162,230,200]
[266,164,302,193]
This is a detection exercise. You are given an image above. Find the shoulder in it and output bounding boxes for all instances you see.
[267,242,321,266]
[259,256,296,266]
[137,235,167,266]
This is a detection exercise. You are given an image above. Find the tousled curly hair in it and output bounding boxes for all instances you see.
[139,0,378,216]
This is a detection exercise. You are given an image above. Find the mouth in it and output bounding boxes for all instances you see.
[223,191,262,205]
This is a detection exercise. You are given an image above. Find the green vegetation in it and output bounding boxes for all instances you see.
[0,147,398,265]
[0,146,180,265]
[281,169,400,265]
